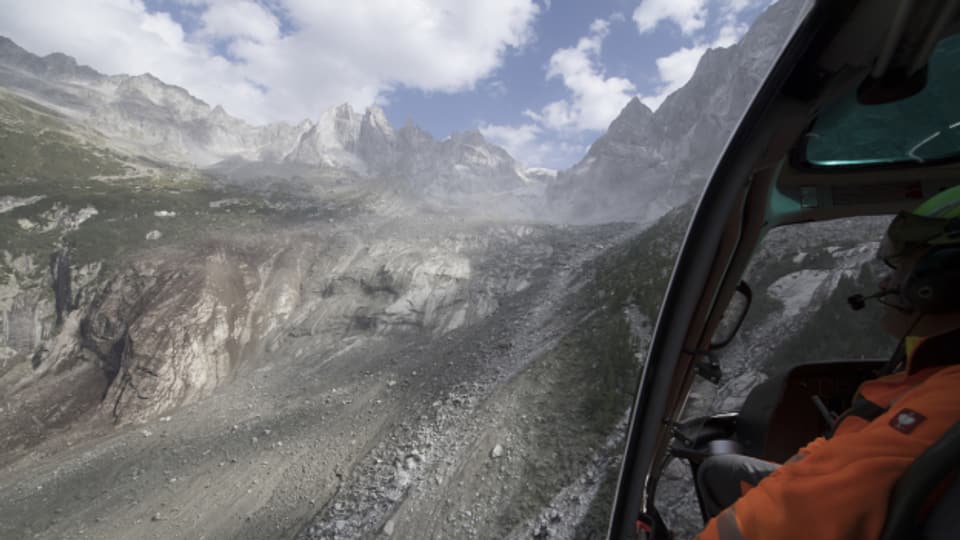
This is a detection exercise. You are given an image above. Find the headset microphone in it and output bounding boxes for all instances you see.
[847,289,902,311]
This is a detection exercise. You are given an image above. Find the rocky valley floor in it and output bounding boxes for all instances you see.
[0,167,897,540]
[0,174,650,540]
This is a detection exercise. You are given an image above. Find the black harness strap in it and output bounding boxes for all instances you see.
[826,394,889,439]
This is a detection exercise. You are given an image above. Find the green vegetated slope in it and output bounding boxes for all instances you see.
[503,204,897,535]
[487,205,694,537]
[0,92,361,276]
[0,91,128,181]
[567,204,694,535]
[591,202,695,319]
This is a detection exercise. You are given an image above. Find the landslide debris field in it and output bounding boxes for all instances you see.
[0,165,896,540]
[0,93,657,539]
[0,168,664,539]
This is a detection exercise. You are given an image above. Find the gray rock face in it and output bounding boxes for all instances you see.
[0,36,99,82]
[2,219,560,428]
[59,239,315,424]
[285,103,365,171]
[387,129,528,196]
[548,0,808,224]
[0,37,532,202]
[357,107,396,172]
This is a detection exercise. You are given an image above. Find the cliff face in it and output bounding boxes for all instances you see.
[0,209,564,432]
[547,0,807,224]
[0,37,536,205]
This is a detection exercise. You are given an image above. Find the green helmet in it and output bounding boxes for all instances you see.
[879,185,960,267]
[915,184,960,221]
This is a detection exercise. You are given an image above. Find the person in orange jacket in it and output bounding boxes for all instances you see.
[694,185,960,540]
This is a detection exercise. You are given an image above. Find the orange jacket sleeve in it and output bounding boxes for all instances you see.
[696,365,960,540]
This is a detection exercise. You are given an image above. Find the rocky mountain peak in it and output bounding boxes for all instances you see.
[397,121,434,147]
[0,34,536,207]
[741,0,807,54]
[125,73,206,105]
[0,35,100,81]
[357,106,396,170]
[327,102,357,119]
[322,103,362,138]
[109,72,213,126]
[362,105,394,136]
[618,97,652,122]
[40,52,99,80]
[549,0,807,224]
[449,129,487,146]
[0,35,34,65]
[592,97,658,152]
[316,103,360,132]
[207,104,247,130]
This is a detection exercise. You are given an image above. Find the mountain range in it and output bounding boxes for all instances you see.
[0,0,804,222]
[0,36,536,207]
[548,0,806,223]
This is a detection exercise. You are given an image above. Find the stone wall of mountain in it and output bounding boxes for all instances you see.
[0,36,532,200]
[1,0,807,224]
[548,0,807,224]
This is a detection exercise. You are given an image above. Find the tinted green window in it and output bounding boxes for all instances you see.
[806,33,960,166]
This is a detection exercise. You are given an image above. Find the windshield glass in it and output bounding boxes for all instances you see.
[661,217,899,538]
[0,1,802,539]
[805,33,960,167]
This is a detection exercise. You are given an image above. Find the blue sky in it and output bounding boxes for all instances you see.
[0,0,773,169]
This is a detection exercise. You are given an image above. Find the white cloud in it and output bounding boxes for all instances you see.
[0,0,540,124]
[496,0,769,166]
[484,79,509,98]
[480,122,586,169]
[199,2,281,43]
[633,0,709,35]
[480,15,637,168]
[528,17,636,131]
[633,0,765,36]
[713,20,749,47]
[637,0,758,110]
[640,45,706,110]
[479,123,542,160]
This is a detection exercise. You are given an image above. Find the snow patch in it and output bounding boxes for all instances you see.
[73,206,99,228]
[525,167,557,178]
[0,195,45,214]
[830,243,878,261]
[516,167,558,185]
[35,204,98,232]
[767,269,831,318]
[209,198,241,209]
